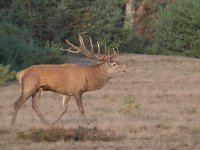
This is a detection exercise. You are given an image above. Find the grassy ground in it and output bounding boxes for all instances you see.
[0,54,200,150]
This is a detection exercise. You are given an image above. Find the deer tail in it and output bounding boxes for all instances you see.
[16,69,27,84]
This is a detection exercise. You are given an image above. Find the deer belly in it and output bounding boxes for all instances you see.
[40,83,73,95]
[40,75,86,94]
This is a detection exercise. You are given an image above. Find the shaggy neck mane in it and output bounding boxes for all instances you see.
[85,63,107,91]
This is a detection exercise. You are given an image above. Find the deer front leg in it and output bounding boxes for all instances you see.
[32,91,49,125]
[52,95,70,125]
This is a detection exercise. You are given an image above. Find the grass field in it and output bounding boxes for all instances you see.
[0,54,200,150]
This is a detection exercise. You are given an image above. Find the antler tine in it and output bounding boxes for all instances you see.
[79,35,87,50]
[60,39,81,53]
[112,48,116,53]
[97,41,101,58]
[115,47,119,53]
[104,43,107,55]
[112,48,117,56]
[59,47,80,53]
[63,35,118,62]
[89,36,94,53]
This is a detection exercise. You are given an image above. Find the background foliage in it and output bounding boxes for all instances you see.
[0,0,126,70]
[150,0,200,57]
[0,0,200,85]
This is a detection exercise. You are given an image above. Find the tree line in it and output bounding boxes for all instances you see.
[0,0,200,85]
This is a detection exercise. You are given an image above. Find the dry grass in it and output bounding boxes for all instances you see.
[17,126,121,142]
[0,54,200,150]
[0,128,10,135]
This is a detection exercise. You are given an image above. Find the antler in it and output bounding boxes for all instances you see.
[60,35,118,62]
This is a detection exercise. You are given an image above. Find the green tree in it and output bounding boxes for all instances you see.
[0,0,12,9]
[1,0,127,48]
[0,0,128,72]
[0,22,36,70]
[150,0,200,57]
[0,21,64,71]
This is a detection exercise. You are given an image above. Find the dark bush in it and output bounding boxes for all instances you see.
[17,126,122,142]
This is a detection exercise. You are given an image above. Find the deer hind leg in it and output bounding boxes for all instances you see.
[11,83,37,126]
[32,90,49,125]
[74,94,85,118]
[74,94,90,125]
[74,94,84,116]
[52,95,70,125]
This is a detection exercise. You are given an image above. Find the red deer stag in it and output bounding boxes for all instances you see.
[11,35,127,126]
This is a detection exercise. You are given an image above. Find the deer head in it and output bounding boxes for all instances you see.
[60,35,127,79]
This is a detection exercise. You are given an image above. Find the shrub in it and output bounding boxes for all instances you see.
[33,41,65,65]
[0,64,15,86]
[150,0,200,57]
[118,95,141,114]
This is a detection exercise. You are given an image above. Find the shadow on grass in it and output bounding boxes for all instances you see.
[17,126,123,142]
[0,128,10,135]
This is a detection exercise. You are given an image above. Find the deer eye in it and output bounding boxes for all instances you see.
[113,63,117,66]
